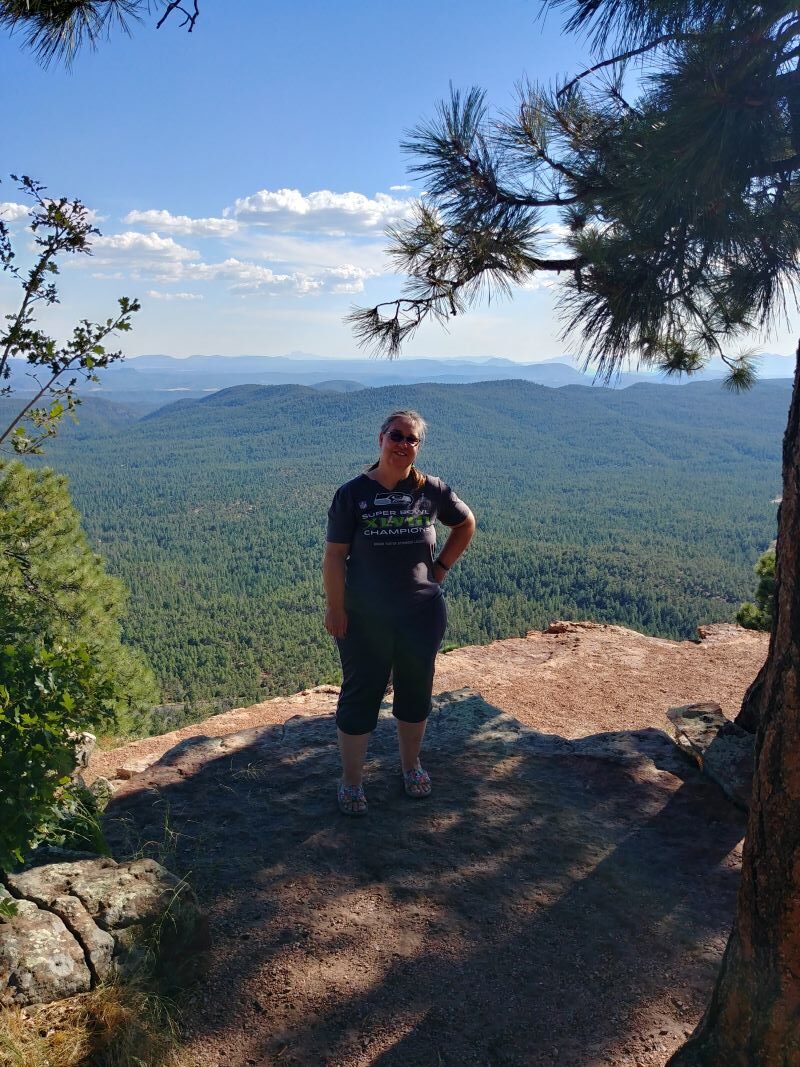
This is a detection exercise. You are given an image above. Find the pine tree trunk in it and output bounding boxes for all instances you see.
[735,659,766,733]
[668,343,800,1066]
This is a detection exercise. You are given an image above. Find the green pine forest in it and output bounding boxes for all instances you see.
[21,377,785,731]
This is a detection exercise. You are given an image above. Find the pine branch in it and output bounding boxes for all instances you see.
[349,252,585,358]
[355,2,800,367]
[749,153,800,178]
[0,0,200,66]
[156,0,199,31]
[557,34,693,96]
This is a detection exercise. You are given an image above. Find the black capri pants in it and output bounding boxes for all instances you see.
[335,595,447,735]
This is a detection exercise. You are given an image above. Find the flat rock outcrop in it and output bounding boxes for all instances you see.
[100,682,750,1067]
[85,622,767,787]
[61,622,767,1066]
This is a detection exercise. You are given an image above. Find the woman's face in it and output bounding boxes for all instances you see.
[378,416,422,471]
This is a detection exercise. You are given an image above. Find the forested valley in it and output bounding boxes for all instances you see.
[21,377,786,733]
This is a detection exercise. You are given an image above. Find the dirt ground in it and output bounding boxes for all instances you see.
[96,622,767,1067]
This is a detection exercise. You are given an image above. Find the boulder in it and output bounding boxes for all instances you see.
[666,702,754,809]
[68,730,97,776]
[88,776,116,809]
[0,892,91,1006]
[114,757,155,780]
[696,623,747,644]
[1,856,206,1005]
[46,894,115,981]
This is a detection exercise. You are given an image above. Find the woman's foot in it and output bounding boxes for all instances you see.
[403,765,432,798]
[338,781,368,815]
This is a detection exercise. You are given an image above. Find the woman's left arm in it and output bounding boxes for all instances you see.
[433,509,476,582]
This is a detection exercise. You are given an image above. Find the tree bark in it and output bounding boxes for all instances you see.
[668,341,800,1065]
[735,658,767,733]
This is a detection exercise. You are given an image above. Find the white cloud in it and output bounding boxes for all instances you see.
[226,188,414,235]
[529,221,574,270]
[318,264,377,293]
[82,232,201,283]
[145,289,204,301]
[183,257,375,296]
[519,273,563,291]
[123,209,238,237]
[543,222,572,241]
[389,184,411,191]
[228,231,391,276]
[0,202,29,222]
[93,231,199,259]
[71,220,379,296]
[185,258,299,292]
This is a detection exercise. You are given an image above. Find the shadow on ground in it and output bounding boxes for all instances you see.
[103,690,745,1067]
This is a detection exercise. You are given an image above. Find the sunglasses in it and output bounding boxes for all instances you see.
[385,429,421,446]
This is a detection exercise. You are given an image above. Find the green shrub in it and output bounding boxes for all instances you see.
[736,548,776,632]
[0,461,157,869]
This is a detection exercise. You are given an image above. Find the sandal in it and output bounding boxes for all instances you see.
[403,766,432,799]
[338,781,368,816]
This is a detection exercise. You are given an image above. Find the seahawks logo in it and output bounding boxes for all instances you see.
[374,492,413,506]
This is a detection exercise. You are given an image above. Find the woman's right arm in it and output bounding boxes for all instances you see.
[323,541,350,638]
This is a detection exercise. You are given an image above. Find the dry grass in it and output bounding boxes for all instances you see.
[0,980,187,1067]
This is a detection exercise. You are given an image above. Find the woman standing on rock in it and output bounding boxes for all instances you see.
[324,409,476,815]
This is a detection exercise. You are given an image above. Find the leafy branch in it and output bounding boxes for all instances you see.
[0,175,140,455]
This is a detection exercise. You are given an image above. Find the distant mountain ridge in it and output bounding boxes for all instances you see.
[8,351,795,410]
[31,376,787,708]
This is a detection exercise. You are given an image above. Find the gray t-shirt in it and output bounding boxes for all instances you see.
[326,472,470,615]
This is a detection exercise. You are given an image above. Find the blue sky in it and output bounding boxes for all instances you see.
[2,1,797,362]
